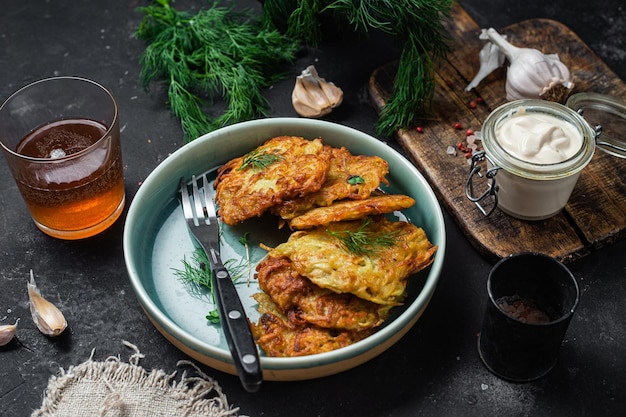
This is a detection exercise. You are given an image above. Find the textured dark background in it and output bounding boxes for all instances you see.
[1,1,624,416]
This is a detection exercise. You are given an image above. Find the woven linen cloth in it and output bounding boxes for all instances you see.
[32,341,242,417]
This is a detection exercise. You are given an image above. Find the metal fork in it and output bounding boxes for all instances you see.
[180,174,262,393]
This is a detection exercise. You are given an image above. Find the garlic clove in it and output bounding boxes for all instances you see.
[318,75,343,108]
[465,34,505,92]
[0,319,19,346]
[292,65,343,118]
[27,270,67,337]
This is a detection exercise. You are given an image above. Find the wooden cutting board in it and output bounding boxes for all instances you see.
[368,3,626,263]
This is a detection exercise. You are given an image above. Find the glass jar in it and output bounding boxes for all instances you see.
[466,99,598,220]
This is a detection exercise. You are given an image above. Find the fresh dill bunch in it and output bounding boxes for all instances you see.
[327,218,401,256]
[262,0,324,43]
[261,0,454,136]
[136,0,299,141]
[173,248,248,323]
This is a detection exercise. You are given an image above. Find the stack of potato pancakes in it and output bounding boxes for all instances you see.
[214,136,437,357]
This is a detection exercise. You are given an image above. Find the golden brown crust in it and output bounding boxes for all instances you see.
[214,136,331,225]
[272,146,389,220]
[250,293,373,357]
[271,217,437,306]
[256,256,390,331]
[288,194,416,230]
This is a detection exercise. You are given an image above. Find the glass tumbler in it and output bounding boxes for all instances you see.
[0,76,125,239]
[477,252,580,382]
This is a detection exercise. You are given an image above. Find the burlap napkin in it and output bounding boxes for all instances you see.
[32,341,242,417]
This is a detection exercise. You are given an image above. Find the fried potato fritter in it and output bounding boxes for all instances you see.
[288,194,416,230]
[271,217,437,306]
[251,293,373,357]
[214,136,331,225]
[209,136,438,357]
[256,255,391,331]
[272,146,389,220]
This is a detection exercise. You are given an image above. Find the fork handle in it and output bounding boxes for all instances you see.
[211,265,263,393]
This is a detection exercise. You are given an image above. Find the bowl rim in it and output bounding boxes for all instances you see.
[123,117,446,374]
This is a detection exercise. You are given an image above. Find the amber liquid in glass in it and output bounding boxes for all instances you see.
[15,118,124,239]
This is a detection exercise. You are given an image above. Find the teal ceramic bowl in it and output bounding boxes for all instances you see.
[123,118,446,381]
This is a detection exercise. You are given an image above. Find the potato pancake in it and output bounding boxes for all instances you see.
[256,255,391,331]
[251,293,373,357]
[288,194,416,230]
[214,136,331,225]
[209,138,438,357]
[272,146,389,220]
[270,217,437,305]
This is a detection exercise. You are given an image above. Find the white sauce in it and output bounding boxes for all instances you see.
[496,107,583,164]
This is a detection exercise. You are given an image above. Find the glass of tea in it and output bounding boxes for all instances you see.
[0,76,125,239]
[477,252,580,382]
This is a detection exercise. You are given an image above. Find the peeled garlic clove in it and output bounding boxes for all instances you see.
[27,270,67,337]
[0,319,19,346]
[292,65,343,118]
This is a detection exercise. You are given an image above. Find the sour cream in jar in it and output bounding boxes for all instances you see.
[495,107,583,164]
[467,100,597,220]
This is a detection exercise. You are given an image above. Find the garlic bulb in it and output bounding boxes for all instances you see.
[0,319,19,346]
[27,270,67,337]
[466,28,574,103]
[292,65,343,118]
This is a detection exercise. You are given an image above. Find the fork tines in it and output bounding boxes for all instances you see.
[199,174,217,222]
[181,174,216,227]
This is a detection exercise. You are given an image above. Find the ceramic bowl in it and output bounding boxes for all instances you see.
[123,118,446,381]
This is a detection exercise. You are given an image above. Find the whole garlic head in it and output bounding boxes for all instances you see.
[466,28,574,103]
[292,65,343,118]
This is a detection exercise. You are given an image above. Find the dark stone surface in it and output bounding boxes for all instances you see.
[1,1,624,416]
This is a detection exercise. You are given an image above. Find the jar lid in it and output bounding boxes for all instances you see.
[566,92,626,159]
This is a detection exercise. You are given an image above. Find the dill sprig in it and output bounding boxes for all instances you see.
[136,0,299,141]
[174,249,212,295]
[327,218,400,256]
[238,232,252,285]
[262,0,453,136]
[238,148,284,171]
[173,248,248,323]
